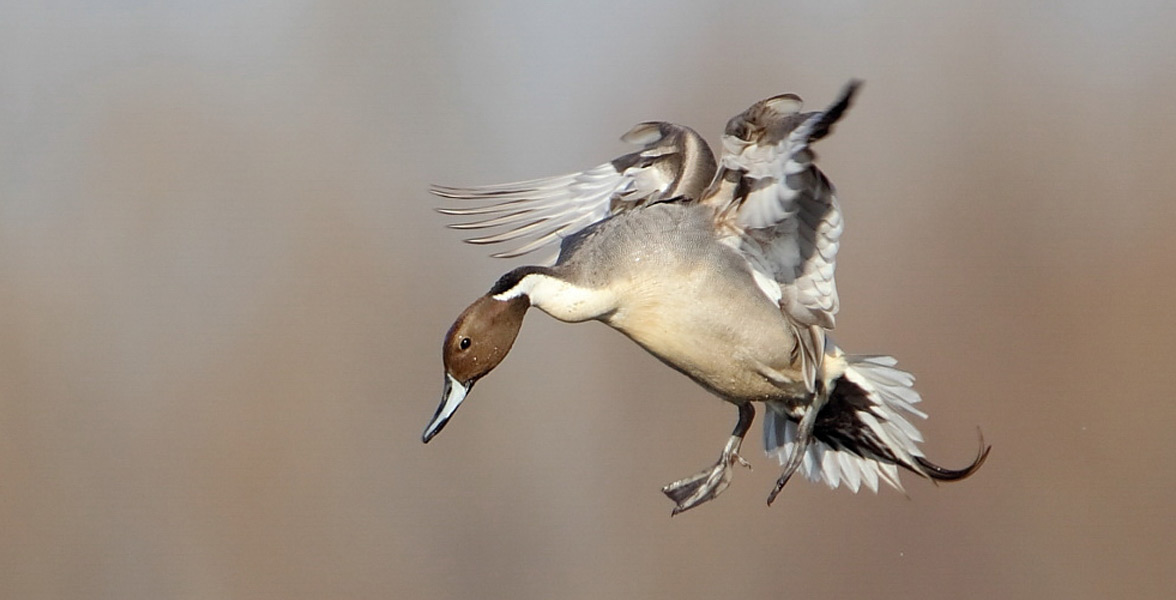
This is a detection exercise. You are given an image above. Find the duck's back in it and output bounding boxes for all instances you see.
[555,202,714,283]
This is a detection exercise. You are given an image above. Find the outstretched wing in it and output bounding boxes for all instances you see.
[433,122,716,260]
[704,81,860,388]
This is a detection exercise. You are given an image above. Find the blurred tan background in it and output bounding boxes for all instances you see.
[2,1,1175,598]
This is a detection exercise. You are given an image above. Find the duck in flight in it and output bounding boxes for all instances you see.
[422,81,989,515]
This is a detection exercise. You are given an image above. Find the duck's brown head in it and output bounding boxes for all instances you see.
[422,293,530,443]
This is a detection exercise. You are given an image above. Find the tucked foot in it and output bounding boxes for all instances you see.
[767,424,812,505]
[766,454,800,506]
[766,387,828,506]
[662,440,751,516]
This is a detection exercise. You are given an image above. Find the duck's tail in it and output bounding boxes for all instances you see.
[763,351,989,493]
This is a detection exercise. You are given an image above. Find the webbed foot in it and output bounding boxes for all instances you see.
[662,403,755,516]
[662,442,751,515]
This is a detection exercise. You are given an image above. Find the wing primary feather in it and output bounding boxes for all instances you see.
[432,122,716,260]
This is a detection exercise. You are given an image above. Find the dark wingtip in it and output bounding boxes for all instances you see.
[840,79,864,106]
[808,79,863,141]
[916,428,991,482]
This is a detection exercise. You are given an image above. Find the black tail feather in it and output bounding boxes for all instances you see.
[914,430,991,482]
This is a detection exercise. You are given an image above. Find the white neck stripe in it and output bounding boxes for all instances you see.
[492,272,614,323]
[491,275,536,301]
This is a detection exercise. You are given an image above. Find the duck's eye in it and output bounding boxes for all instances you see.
[459,337,471,350]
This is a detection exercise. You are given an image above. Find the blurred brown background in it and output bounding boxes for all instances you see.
[2,2,1174,598]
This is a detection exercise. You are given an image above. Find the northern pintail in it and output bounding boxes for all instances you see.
[422,82,989,514]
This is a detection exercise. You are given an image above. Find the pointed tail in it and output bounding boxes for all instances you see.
[763,352,990,493]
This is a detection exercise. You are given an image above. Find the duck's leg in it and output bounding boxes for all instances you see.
[662,403,755,515]
[766,383,828,505]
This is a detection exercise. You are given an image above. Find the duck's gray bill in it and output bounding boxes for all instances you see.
[422,374,470,443]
